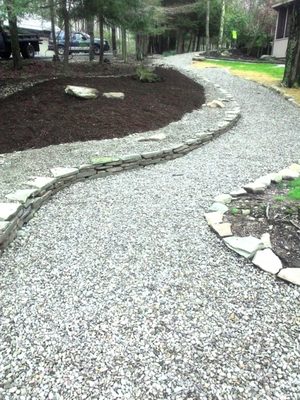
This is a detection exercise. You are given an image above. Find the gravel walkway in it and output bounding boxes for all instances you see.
[1,54,300,400]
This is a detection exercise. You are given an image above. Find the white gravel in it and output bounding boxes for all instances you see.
[1,53,300,399]
[0,65,225,202]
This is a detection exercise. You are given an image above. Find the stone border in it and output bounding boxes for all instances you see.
[205,163,300,286]
[0,78,240,254]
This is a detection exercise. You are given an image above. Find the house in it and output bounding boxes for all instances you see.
[272,0,294,58]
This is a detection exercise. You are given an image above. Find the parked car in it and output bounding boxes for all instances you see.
[0,28,40,59]
[48,31,110,55]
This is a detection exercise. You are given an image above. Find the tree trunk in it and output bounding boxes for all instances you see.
[121,27,127,62]
[99,13,104,64]
[283,0,300,87]
[5,0,22,69]
[206,0,210,53]
[61,0,70,71]
[87,17,94,62]
[218,0,225,50]
[111,26,117,55]
[49,0,59,61]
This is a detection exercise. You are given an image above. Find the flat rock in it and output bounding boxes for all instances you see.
[207,100,225,108]
[192,56,206,62]
[230,188,247,197]
[261,232,272,248]
[138,133,167,142]
[103,92,125,99]
[244,182,266,193]
[255,175,271,187]
[214,194,232,205]
[279,169,299,180]
[288,163,300,173]
[252,249,282,274]
[6,189,38,203]
[65,85,99,99]
[50,167,79,178]
[224,236,265,259]
[90,156,120,165]
[267,173,282,183]
[211,223,232,237]
[0,221,10,231]
[278,268,300,286]
[205,212,224,226]
[209,202,229,213]
[0,203,21,221]
[26,177,57,190]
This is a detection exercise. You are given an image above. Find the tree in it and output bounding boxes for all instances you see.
[282,0,300,88]
[205,0,210,52]
[4,0,22,69]
[218,0,225,49]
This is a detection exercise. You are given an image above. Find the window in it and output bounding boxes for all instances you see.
[276,7,287,39]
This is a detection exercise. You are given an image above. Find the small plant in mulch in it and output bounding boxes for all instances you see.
[227,178,300,268]
[134,66,162,83]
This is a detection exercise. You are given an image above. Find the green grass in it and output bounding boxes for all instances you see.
[288,178,300,201]
[205,60,285,80]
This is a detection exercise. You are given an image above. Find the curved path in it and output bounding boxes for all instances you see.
[1,54,300,399]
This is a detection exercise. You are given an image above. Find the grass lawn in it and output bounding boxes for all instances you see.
[193,59,300,105]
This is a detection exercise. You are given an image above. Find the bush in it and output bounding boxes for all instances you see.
[135,66,161,83]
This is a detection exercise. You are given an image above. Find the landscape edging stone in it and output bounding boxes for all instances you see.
[205,166,300,286]
[0,79,241,253]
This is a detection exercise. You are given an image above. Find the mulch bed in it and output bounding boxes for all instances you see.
[227,181,300,268]
[0,67,205,153]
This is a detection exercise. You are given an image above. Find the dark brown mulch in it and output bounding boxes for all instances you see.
[0,67,205,153]
[227,181,300,268]
[0,59,136,80]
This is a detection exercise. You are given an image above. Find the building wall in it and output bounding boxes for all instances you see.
[272,37,289,57]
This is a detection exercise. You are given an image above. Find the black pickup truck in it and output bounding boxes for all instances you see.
[0,29,40,59]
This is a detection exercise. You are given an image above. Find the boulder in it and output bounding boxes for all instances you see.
[103,92,125,99]
[65,85,99,99]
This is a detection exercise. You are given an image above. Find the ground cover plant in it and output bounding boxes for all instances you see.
[0,67,205,153]
[227,178,300,268]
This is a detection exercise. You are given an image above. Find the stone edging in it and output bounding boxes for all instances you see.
[205,164,300,286]
[268,84,300,108]
[0,79,241,254]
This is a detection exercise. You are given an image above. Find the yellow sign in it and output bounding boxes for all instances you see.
[232,30,237,40]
